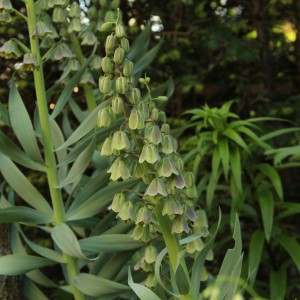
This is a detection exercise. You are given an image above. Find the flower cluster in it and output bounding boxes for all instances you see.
[97,21,202,241]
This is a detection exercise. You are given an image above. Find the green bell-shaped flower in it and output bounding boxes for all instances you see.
[0,0,12,10]
[145,125,162,145]
[115,24,126,38]
[173,173,186,189]
[0,39,22,59]
[161,134,177,154]
[112,130,131,151]
[21,53,39,71]
[136,206,153,224]
[52,42,73,61]
[128,87,141,104]
[139,143,160,164]
[128,109,144,130]
[145,177,167,197]
[80,71,96,86]
[156,156,179,178]
[81,29,97,45]
[109,192,126,212]
[161,124,170,134]
[144,245,158,264]
[68,18,82,33]
[117,200,135,221]
[171,217,190,234]
[100,136,113,156]
[162,197,183,216]
[52,6,67,23]
[0,10,11,24]
[136,101,150,119]
[69,2,81,18]
[35,20,53,38]
[90,55,102,70]
[107,157,131,181]
[132,224,150,242]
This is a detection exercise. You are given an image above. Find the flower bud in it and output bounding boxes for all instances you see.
[158,111,167,123]
[100,21,114,32]
[172,218,190,234]
[112,130,131,151]
[144,245,158,264]
[0,39,22,59]
[67,59,80,72]
[111,96,124,115]
[128,88,141,104]
[129,110,144,130]
[145,125,161,145]
[52,6,67,23]
[88,5,97,19]
[115,24,126,38]
[101,56,114,73]
[115,76,128,94]
[136,206,153,224]
[97,107,115,127]
[0,10,11,24]
[48,0,67,8]
[81,30,97,45]
[99,76,112,94]
[120,38,130,52]
[105,34,116,54]
[21,53,38,71]
[109,192,126,212]
[146,177,167,197]
[162,197,183,216]
[184,172,195,189]
[99,0,108,7]
[123,60,134,77]
[113,47,125,65]
[117,201,135,221]
[69,2,81,18]
[171,154,184,171]
[151,108,159,121]
[136,101,150,119]
[107,157,131,181]
[0,0,12,10]
[139,143,160,164]
[68,18,82,33]
[156,96,168,103]
[101,136,113,156]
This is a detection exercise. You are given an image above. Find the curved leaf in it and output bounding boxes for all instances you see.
[0,254,54,275]
[128,268,160,300]
[249,230,264,285]
[9,80,44,163]
[0,153,52,214]
[72,273,130,297]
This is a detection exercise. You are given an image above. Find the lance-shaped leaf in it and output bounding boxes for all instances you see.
[0,153,52,214]
[0,131,45,172]
[9,80,44,163]
[128,268,160,300]
[0,206,53,224]
[0,254,54,275]
[72,273,130,297]
[57,138,95,189]
[51,223,96,260]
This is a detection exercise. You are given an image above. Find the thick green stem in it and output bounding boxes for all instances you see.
[25,1,84,299]
[68,32,96,112]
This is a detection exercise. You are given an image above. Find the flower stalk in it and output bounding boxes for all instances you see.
[24,0,84,299]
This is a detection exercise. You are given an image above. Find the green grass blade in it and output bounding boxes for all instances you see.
[128,268,160,300]
[276,235,300,273]
[0,254,54,275]
[72,273,130,297]
[230,146,242,192]
[0,153,52,214]
[257,189,274,242]
[248,230,264,285]
[23,277,49,300]
[222,127,248,151]
[218,138,229,180]
[9,80,43,163]
[256,164,283,200]
[270,269,286,300]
